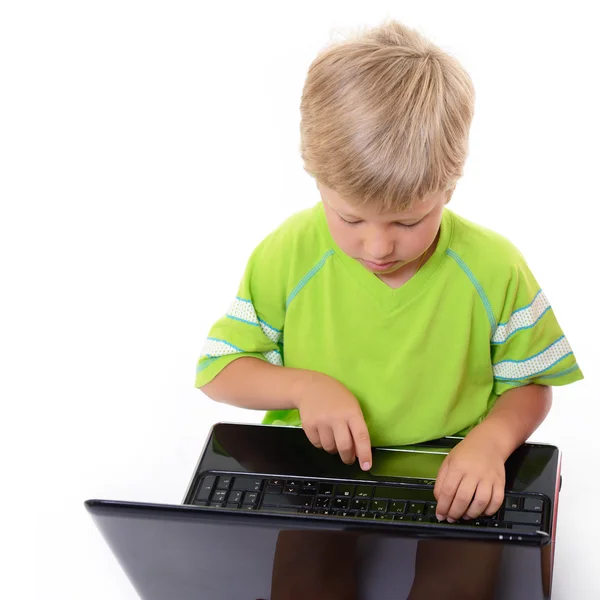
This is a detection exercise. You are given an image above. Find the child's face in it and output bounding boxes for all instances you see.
[319,182,451,276]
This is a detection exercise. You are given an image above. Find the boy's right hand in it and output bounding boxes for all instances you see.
[293,371,372,471]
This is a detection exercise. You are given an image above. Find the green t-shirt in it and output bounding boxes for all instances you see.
[195,204,583,446]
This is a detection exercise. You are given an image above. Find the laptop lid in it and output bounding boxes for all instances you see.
[85,499,555,600]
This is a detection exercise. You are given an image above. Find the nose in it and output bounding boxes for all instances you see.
[364,231,395,261]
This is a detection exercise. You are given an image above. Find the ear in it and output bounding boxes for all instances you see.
[445,186,456,204]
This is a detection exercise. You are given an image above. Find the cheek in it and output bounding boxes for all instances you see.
[404,223,438,255]
[329,221,358,252]
[419,220,442,248]
[422,223,440,245]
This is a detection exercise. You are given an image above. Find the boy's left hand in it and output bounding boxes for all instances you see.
[433,435,506,522]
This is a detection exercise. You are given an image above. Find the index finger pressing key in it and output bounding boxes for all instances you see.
[349,417,372,471]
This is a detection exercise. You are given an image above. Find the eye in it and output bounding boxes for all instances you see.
[337,214,362,227]
[394,221,421,228]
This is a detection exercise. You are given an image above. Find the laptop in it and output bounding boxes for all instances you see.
[86,422,562,599]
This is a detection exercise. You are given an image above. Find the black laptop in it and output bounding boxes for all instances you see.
[86,422,563,599]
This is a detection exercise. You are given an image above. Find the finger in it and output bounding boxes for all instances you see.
[348,416,372,470]
[447,477,477,522]
[464,482,492,520]
[434,466,463,521]
[433,459,449,501]
[318,425,337,454]
[303,425,322,449]
[332,422,355,464]
[484,483,505,517]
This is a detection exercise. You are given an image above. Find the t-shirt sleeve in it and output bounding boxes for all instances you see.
[490,255,583,396]
[195,240,286,388]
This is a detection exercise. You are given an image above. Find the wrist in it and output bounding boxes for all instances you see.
[466,420,518,462]
[288,368,326,410]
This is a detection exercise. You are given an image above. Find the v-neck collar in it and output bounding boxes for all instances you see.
[316,202,454,310]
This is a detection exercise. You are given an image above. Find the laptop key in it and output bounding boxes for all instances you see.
[216,477,232,490]
[393,514,412,522]
[315,497,331,508]
[389,501,406,513]
[355,486,373,498]
[504,511,542,526]
[414,515,436,523]
[262,494,313,508]
[196,475,216,502]
[266,484,283,494]
[336,485,355,497]
[376,513,394,521]
[351,499,370,511]
[425,503,437,516]
[371,500,388,512]
[243,492,259,506]
[229,491,243,504]
[231,478,262,492]
[332,498,350,510]
[317,483,335,496]
[212,490,228,503]
[408,502,425,515]
[523,497,544,512]
[505,496,521,510]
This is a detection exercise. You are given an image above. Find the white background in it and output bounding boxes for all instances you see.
[2,1,599,598]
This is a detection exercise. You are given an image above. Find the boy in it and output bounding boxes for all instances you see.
[196,20,582,524]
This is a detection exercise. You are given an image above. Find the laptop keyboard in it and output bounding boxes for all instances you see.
[192,474,547,533]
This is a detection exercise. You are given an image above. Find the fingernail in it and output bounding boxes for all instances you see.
[447,518,455,523]
[362,462,371,470]
[436,513,443,521]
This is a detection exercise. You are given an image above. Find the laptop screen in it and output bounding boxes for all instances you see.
[88,502,552,600]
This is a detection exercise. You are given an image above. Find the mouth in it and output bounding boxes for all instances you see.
[360,259,401,272]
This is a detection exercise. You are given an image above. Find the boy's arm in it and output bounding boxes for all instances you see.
[201,357,373,469]
[433,239,581,522]
[434,384,552,522]
[468,384,552,459]
[201,357,308,410]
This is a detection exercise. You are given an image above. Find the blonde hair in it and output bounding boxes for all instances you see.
[300,20,475,211]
